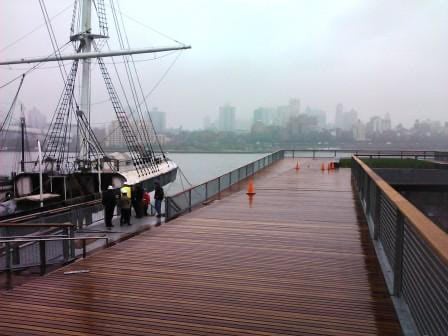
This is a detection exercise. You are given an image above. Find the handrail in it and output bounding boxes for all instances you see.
[0,236,108,244]
[0,222,74,227]
[0,234,68,239]
[0,198,101,223]
[353,155,448,264]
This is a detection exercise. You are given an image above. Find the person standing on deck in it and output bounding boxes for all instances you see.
[102,185,117,229]
[154,181,164,218]
[119,192,132,225]
[120,182,131,199]
[133,184,144,218]
[143,189,151,216]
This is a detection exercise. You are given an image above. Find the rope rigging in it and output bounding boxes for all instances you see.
[0,74,25,142]
[0,42,71,90]
[38,0,69,82]
[0,2,73,53]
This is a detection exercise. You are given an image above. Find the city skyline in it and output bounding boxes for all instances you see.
[1,1,447,130]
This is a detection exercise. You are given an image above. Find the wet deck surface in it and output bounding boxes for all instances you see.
[0,159,402,335]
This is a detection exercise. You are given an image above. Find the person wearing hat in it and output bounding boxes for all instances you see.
[102,185,117,229]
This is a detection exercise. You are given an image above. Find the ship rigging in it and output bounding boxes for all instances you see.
[0,0,190,210]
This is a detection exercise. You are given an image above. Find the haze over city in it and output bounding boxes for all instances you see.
[1,0,447,130]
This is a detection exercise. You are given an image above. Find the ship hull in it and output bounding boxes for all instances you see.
[0,160,177,218]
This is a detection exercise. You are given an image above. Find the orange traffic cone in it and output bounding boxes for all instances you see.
[247,178,256,195]
[331,162,335,170]
[295,161,300,171]
[327,162,332,171]
[321,163,326,171]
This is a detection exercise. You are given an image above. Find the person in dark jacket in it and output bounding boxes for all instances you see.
[132,184,144,218]
[102,185,117,229]
[154,181,164,218]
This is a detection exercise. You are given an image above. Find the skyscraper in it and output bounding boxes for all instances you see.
[335,103,344,129]
[149,108,166,133]
[289,98,301,117]
[253,107,273,125]
[218,104,236,132]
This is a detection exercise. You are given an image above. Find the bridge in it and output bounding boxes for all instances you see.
[0,150,446,335]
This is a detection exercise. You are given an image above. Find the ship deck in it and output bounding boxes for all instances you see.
[0,158,402,335]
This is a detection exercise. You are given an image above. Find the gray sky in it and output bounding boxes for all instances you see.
[1,0,447,129]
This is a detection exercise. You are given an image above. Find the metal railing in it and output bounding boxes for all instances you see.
[283,149,448,160]
[352,155,448,336]
[0,222,109,289]
[164,151,284,220]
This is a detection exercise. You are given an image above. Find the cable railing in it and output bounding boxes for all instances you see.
[352,155,448,336]
[164,151,284,220]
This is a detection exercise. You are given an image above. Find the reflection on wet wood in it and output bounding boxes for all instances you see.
[0,159,402,335]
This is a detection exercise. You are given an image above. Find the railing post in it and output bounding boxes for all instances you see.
[366,177,371,215]
[205,182,208,200]
[165,198,170,220]
[69,226,75,259]
[82,239,87,259]
[5,242,12,288]
[393,213,405,296]
[188,189,192,212]
[374,188,381,240]
[12,244,20,265]
[39,240,46,275]
[62,227,69,261]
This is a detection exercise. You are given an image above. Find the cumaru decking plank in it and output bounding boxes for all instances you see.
[0,159,402,335]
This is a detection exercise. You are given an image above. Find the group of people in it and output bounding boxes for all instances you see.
[101,181,164,229]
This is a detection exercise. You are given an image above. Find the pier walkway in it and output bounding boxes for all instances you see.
[0,159,402,335]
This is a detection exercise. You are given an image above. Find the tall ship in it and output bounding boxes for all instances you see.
[0,0,190,215]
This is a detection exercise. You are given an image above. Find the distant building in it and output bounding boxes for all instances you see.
[105,120,125,148]
[289,98,301,117]
[27,106,47,129]
[335,103,344,129]
[343,109,358,131]
[304,107,326,130]
[218,104,236,132]
[367,114,392,135]
[149,108,166,133]
[352,119,366,141]
[253,107,273,125]
[273,105,289,127]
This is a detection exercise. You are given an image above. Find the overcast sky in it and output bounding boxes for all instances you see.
[1,0,447,129]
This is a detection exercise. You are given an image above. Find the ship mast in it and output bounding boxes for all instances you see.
[0,0,191,175]
[79,0,93,161]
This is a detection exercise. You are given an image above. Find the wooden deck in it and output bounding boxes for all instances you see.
[0,159,402,335]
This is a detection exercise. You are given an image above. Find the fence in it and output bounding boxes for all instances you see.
[165,151,284,220]
[352,155,448,336]
[283,149,448,160]
[0,222,108,288]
